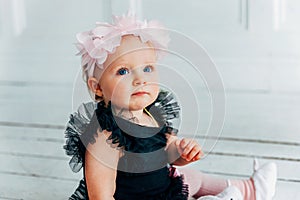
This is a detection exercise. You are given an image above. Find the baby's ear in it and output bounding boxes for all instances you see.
[87,77,102,97]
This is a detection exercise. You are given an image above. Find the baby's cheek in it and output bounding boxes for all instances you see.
[152,85,160,98]
[107,84,124,100]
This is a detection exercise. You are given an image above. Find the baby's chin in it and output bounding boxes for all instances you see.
[130,97,157,109]
[110,101,147,111]
[128,102,150,111]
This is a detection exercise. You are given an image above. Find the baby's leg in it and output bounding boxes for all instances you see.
[178,160,276,200]
[178,167,255,200]
[178,167,226,197]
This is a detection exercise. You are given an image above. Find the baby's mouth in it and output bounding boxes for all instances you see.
[132,91,149,96]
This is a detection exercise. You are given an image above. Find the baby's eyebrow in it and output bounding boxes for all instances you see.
[109,59,156,70]
[110,61,129,69]
[111,59,130,67]
[144,61,156,65]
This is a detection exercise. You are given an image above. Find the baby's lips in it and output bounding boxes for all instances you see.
[131,91,149,96]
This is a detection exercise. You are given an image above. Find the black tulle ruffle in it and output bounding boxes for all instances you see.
[63,91,180,173]
[69,179,88,200]
[63,102,96,173]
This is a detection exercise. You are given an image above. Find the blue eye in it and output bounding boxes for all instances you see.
[117,68,129,75]
[143,65,153,73]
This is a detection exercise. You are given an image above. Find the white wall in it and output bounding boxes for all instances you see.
[140,0,300,93]
[1,0,300,93]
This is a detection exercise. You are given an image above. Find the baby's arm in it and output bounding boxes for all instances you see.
[165,134,203,166]
[85,129,121,200]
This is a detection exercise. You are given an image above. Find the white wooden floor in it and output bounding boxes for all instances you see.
[1,1,300,199]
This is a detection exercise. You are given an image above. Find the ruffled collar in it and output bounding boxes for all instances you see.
[64,90,180,173]
[94,91,180,151]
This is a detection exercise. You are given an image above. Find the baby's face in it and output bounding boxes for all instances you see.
[99,35,160,111]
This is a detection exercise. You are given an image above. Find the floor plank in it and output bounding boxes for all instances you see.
[0,173,78,200]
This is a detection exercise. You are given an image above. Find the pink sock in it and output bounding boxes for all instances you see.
[230,178,256,200]
[178,167,256,200]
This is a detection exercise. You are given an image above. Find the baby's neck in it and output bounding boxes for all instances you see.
[114,108,158,127]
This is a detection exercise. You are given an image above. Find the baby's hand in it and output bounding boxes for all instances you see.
[175,138,203,162]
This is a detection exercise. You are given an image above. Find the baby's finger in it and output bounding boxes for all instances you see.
[186,147,200,161]
[191,151,202,161]
[194,147,205,160]
[181,142,196,158]
[179,138,190,149]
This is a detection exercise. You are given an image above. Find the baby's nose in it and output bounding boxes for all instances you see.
[132,69,146,85]
[133,76,146,85]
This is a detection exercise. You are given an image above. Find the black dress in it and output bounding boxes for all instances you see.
[63,91,188,200]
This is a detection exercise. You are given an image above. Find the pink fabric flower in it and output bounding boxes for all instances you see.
[75,13,170,78]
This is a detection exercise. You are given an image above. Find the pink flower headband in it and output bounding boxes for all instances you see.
[75,13,170,78]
